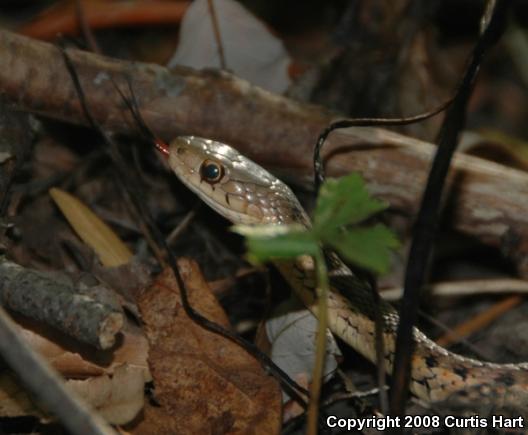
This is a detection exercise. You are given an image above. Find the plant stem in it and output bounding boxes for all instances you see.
[307,251,329,435]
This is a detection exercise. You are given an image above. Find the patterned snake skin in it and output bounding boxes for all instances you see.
[165,136,528,414]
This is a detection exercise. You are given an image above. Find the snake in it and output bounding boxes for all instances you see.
[163,135,528,413]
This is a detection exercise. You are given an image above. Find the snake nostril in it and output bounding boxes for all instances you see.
[176,147,186,155]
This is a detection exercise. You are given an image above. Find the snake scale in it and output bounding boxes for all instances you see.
[164,135,528,414]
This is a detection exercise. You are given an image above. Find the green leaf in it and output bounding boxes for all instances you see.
[325,224,400,275]
[233,225,319,263]
[313,173,388,232]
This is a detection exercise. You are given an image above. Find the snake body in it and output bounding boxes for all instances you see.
[167,136,528,412]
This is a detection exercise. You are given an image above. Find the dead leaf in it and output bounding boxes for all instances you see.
[134,258,281,435]
[0,364,145,426]
[49,187,133,267]
[13,313,150,380]
[130,403,180,435]
[0,372,43,419]
[0,316,150,424]
[264,302,341,421]
[68,364,145,425]
[168,0,292,94]
[265,302,341,399]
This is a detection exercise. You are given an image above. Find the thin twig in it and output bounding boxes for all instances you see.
[313,98,453,192]
[381,278,528,300]
[436,295,522,347]
[369,276,389,415]
[390,0,510,419]
[206,0,227,70]
[166,208,197,245]
[57,47,168,267]
[74,0,101,54]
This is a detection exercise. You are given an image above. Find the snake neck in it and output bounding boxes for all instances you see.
[165,137,528,412]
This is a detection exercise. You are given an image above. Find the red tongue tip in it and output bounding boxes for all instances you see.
[155,139,170,158]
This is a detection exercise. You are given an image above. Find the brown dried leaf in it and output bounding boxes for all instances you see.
[0,364,145,425]
[130,403,180,435]
[68,364,145,425]
[0,317,150,424]
[0,372,43,419]
[13,313,150,380]
[49,187,133,267]
[134,258,281,435]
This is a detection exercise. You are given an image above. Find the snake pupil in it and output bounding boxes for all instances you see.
[200,161,223,183]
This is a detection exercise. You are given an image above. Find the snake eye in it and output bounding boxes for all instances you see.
[200,160,224,184]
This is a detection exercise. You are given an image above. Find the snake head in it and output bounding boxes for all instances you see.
[166,136,309,226]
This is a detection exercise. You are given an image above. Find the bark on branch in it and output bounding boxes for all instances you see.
[1,30,528,274]
[0,261,124,349]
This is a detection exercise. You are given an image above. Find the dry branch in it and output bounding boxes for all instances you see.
[0,261,124,349]
[1,30,528,274]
